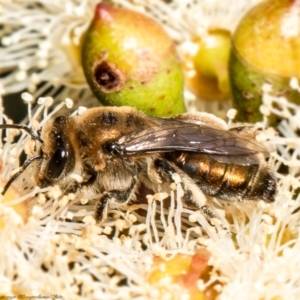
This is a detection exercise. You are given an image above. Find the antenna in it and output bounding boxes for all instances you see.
[1,155,42,195]
[0,123,44,194]
[0,124,43,143]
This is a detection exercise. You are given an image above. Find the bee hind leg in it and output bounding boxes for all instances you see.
[153,159,221,224]
[181,183,221,225]
[95,178,138,224]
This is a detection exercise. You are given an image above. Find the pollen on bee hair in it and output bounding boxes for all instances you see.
[69,173,83,183]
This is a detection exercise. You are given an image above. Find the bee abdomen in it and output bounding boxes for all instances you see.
[247,166,276,203]
[168,153,276,203]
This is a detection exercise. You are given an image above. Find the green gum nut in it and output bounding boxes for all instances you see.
[82,3,186,117]
[230,0,300,124]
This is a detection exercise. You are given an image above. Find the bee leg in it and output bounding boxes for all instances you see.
[181,184,221,224]
[153,159,220,223]
[95,196,109,224]
[95,179,138,223]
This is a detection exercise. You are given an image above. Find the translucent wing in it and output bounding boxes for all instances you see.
[116,120,269,164]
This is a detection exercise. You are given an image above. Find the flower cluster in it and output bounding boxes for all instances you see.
[1,1,300,299]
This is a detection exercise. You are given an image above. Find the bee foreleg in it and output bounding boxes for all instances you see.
[95,178,138,223]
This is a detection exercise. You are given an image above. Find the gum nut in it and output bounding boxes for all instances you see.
[230,0,300,124]
[185,29,231,101]
[82,3,186,117]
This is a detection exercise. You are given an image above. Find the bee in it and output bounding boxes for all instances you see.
[0,107,276,223]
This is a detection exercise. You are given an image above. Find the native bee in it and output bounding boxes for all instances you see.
[0,107,276,223]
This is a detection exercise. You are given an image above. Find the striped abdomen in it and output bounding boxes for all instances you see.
[166,152,276,203]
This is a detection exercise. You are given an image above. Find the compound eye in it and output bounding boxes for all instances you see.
[46,137,68,180]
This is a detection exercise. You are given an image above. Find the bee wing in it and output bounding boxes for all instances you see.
[116,121,269,164]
